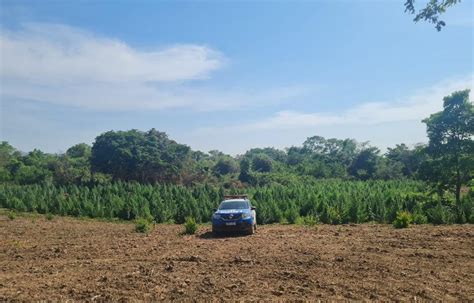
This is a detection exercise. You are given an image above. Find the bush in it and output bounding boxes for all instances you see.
[45,213,54,221]
[412,212,428,224]
[135,218,152,233]
[427,204,454,225]
[8,211,16,220]
[184,217,197,235]
[296,215,318,227]
[303,215,319,227]
[285,208,300,224]
[393,211,412,229]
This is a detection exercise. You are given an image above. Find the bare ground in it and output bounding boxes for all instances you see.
[0,214,473,301]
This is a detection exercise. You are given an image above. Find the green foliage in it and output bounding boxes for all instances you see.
[183,216,197,235]
[393,211,412,228]
[91,129,191,183]
[135,218,152,233]
[412,212,428,224]
[404,0,461,31]
[8,210,16,220]
[421,90,473,204]
[1,179,469,225]
[285,207,300,224]
[213,158,239,176]
[427,203,455,225]
[46,213,54,220]
[251,154,273,173]
[296,215,318,227]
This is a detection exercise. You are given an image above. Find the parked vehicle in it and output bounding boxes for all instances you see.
[211,195,257,235]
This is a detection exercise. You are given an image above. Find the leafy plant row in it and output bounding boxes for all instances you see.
[1,180,472,224]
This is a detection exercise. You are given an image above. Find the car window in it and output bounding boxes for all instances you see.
[219,201,249,210]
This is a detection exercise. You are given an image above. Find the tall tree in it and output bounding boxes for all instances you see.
[422,89,473,203]
[91,129,191,183]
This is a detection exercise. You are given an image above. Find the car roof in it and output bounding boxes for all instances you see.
[221,199,248,203]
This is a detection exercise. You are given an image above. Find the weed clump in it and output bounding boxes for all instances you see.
[135,218,152,233]
[184,217,197,235]
[8,211,16,220]
[295,215,318,227]
[46,213,54,221]
[393,211,412,229]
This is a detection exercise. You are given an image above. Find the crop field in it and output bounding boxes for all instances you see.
[2,180,471,225]
[1,213,473,301]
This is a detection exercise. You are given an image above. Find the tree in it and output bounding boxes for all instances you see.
[404,0,461,31]
[91,129,191,183]
[386,143,425,177]
[0,142,20,182]
[212,158,238,176]
[349,147,381,180]
[422,89,473,203]
[66,143,91,158]
[238,158,252,183]
[251,154,273,173]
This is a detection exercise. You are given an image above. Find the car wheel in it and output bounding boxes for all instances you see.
[247,225,254,235]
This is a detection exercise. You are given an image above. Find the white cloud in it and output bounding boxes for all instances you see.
[219,74,474,131]
[1,23,223,84]
[1,23,308,111]
[190,75,473,153]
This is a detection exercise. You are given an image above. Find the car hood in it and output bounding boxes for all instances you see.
[215,209,251,215]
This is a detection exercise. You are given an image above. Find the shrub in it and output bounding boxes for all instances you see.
[427,204,454,225]
[183,217,197,235]
[393,211,412,229]
[303,215,318,227]
[8,211,16,220]
[46,213,54,221]
[285,208,300,224]
[135,218,152,233]
[296,215,318,227]
[412,212,428,224]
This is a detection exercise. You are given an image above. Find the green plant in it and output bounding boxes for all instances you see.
[393,211,412,229]
[183,217,197,235]
[285,208,300,224]
[303,215,319,227]
[135,218,152,233]
[46,213,54,221]
[412,212,428,224]
[295,215,318,227]
[8,211,16,220]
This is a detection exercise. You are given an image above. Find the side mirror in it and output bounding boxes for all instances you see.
[251,206,256,210]
[213,208,217,212]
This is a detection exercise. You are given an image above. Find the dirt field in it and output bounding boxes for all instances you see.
[0,214,473,301]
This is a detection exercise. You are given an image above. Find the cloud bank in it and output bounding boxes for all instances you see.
[194,74,473,136]
[237,75,473,130]
[1,23,307,111]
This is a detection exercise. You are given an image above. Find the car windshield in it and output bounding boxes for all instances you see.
[219,201,249,210]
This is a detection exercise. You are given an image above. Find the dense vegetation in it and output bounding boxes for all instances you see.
[0,90,472,224]
[1,180,472,224]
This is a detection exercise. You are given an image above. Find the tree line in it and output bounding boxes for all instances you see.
[0,90,472,225]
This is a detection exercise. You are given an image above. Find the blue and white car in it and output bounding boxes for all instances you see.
[212,196,257,235]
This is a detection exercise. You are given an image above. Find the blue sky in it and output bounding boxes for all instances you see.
[1,0,473,155]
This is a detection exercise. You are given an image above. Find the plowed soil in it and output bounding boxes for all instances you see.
[1,214,473,301]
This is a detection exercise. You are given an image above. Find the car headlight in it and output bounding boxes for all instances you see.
[213,214,221,220]
[241,213,251,219]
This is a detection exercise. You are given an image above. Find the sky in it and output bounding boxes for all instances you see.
[0,0,473,155]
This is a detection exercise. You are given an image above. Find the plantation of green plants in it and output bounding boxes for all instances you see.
[1,180,472,225]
